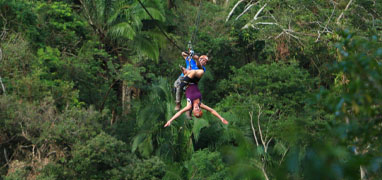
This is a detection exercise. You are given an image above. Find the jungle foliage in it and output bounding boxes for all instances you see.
[0,0,381,179]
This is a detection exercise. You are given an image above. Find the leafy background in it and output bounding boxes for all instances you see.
[0,0,381,179]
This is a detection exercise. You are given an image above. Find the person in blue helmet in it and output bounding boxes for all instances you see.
[174,50,209,111]
[178,54,208,90]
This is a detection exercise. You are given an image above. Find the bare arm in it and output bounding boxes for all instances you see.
[182,52,188,59]
[194,55,202,69]
[182,51,199,59]
[164,103,192,127]
[200,103,228,124]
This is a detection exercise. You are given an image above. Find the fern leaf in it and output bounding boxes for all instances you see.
[108,22,136,40]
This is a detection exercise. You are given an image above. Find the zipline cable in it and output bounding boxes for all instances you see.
[189,0,203,50]
[137,0,183,52]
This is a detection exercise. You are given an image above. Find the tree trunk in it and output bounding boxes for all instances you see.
[122,81,141,115]
[122,81,131,115]
[167,0,175,9]
[360,166,368,180]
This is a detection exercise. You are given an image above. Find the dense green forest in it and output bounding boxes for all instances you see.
[0,0,381,179]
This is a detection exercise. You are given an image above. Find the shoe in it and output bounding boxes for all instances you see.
[174,102,181,111]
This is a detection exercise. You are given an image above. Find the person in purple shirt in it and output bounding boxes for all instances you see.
[164,83,228,127]
[164,55,228,127]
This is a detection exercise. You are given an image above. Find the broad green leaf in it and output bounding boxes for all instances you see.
[132,133,146,153]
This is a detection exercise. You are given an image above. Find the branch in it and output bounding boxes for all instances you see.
[316,4,336,42]
[244,0,253,9]
[0,77,6,95]
[253,3,267,20]
[251,21,301,41]
[243,21,276,29]
[190,166,199,179]
[254,22,279,26]
[79,0,105,38]
[311,56,321,76]
[275,31,285,39]
[264,137,272,153]
[3,148,9,164]
[224,0,230,7]
[261,165,270,180]
[79,0,94,27]
[250,111,259,146]
[47,151,56,157]
[20,123,30,141]
[336,0,354,24]
[0,13,8,40]
[355,4,376,26]
[235,2,258,21]
[279,147,289,165]
[226,0,245,22]
[284,30,300,40]
[100,80,118,111]
[257,104,266,148]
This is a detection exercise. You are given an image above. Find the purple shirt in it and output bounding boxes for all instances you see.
[185,84,202,103]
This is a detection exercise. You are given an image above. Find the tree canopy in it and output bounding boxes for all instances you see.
[0,0,381,179]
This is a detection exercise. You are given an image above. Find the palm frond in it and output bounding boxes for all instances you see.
[131,79,177,158]
[131,15,144,30]
[273,141,288,156]
[143,7,166,22]
[108,22,136,40]
[132,0,165,22]
[132,133,146,152]
[106,8,121,25]
[134,35,160,61]
[142,30,167,47]
[103,0,117,20]
[96,0,105,22]
[107,2,131,25]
